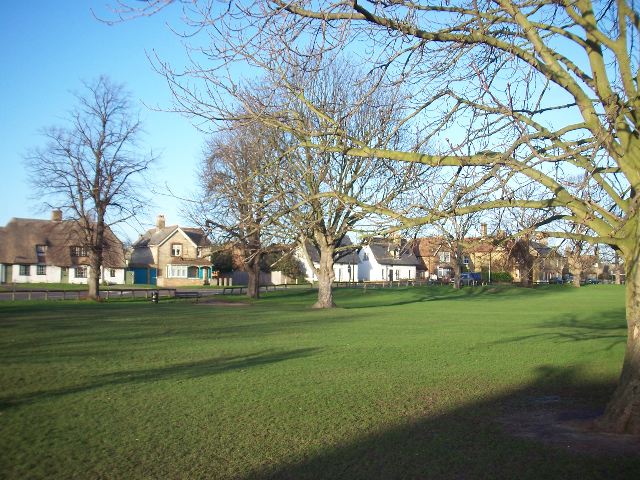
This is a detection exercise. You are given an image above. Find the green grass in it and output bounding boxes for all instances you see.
[0,285,636,479]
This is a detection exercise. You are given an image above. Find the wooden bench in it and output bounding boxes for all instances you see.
[174,291,202,302]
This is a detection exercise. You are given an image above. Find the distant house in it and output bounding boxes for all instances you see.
[297,236,360,283]
[412,237,456,280]
[358,237,420,281]
[0,210,126,284]
[129,215,213,287]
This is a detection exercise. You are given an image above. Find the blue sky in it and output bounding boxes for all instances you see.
[0,2,209,242]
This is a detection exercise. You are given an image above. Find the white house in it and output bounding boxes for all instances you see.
[0,211,127,285]
[297,235,360,283]
[358,237,420,281]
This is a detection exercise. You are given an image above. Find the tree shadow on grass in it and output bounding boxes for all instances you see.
[487,310,627,351]
[0,348,321,411]
[335,284,591,309]
[243,365,639,480]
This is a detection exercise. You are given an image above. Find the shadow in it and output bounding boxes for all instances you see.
[242,365,639,480]
[489,310,627,351]
[335,284,584,309]
[0,348,320,410]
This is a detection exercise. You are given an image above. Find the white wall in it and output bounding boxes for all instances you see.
[296,248,359,283]
[101,267,126,285]
[357,246,416,281]
[11,264,63,283]
[8,264,125,284]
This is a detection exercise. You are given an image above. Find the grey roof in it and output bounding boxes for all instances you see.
[367,238,421,266]
[132,225,211,248]
[0,218,125,267]
[529,240,553,257]
[303,235,360,264]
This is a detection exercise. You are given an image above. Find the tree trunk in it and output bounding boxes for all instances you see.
[313,243,336,309]
[596,252,640,434]
[572,267,582,288]
[453,262,462,289]
[246,258,260,299]
[88,254,101,301]
[88,221,104,301]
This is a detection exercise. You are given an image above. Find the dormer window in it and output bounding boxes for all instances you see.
[171,243,183,257]
[438,251,451,263]
[36,244,47,260]
[70,246,88,257]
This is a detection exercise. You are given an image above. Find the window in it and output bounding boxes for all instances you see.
[395,269,399,280]
[19,265,30,276]
[381,269,384,279]
[438,252,451,263]
[70,246,88,257]
[167,265,188,278]
[187,266,199,278]
[109,269,116,278]
[36,244,47,261]
[171,243,183,257]
[463,255,470,265]
[37,265,46,275]
[75,266,87,278]
[437,266,451,279]
[362,252,369,261]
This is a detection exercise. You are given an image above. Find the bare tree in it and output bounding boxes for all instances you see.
[197,120,283,299]
[115,0,640,433]
[267,59,420,308]
[26,76,153,300]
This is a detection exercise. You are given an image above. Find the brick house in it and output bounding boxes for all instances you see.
[129,215,213,287]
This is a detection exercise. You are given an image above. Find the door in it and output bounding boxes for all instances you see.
[150,268,157,286]
[61,267,69,283]
[2,265,10,283]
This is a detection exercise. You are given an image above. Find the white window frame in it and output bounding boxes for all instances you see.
[437,266,450,278]
[19,265,30,276]
[439,252,451,263]
[171,244,183,257]
[463,255,470,265]
[36,265,46,275]
[167,265,188,278]
[110,268,116,278]
[75,266,87,278]
[71,246,88,257]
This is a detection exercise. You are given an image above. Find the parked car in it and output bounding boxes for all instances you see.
[459,272,481,285]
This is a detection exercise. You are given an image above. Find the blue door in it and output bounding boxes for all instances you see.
[150,268,157,286]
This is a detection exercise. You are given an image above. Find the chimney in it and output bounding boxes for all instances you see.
[51,209,62,222]
[481,223,487,237]
[156,214,166,230]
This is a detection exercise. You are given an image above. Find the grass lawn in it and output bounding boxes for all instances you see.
[0,285,637,479]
